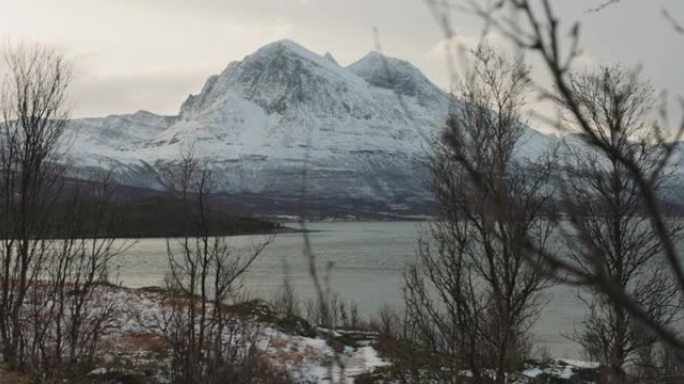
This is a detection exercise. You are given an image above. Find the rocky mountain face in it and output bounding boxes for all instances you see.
[63,40,554,218]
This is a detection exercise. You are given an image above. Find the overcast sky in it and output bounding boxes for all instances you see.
[1,0,683,131]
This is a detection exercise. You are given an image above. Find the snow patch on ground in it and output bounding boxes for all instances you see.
[89,286,389,383]
[518,358,600,383]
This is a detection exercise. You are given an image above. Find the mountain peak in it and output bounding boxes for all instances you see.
[348,51,444,102]
[358,50,387,60]
[323,52,338,65]
[179,39,448,121]
[249,39,332,68]
[352,50,407,66]
[180,39,371,117]
[258,39,308,54]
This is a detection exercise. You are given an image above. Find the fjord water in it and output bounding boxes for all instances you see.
[115,221,584,359]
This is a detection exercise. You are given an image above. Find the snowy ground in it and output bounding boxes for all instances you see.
[70,285,602,384]
[516,359,601,383]
[84,285,390,384]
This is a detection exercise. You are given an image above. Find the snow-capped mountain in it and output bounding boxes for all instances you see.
[63,40,553,217]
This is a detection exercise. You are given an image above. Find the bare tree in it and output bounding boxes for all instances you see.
[559,66,682,381]
[157,151,276,384]
[0,43,126,383]
[427,0,684,373]
[273,261,299,318]
[0,43,70,369]
[403,45,556,384]
[26,171,129,382]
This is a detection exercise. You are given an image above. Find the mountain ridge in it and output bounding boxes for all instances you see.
[62,39,553,217]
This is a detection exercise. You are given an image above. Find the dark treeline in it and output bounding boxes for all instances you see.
[44,192,283,239]
[0,176,284,239]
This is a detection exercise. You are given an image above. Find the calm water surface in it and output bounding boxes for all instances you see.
[115,221,585,359]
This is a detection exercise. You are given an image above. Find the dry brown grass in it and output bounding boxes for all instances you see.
[119,333,168,353]
[267,337,321,368]
[99,332,169,355]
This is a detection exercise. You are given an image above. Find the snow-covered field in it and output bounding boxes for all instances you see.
[74,285,601,384]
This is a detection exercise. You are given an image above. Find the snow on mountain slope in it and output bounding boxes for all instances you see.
[66,111,174,158]
[162,40,449,158]
[348,51,446,105]
[63,39,556,215]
